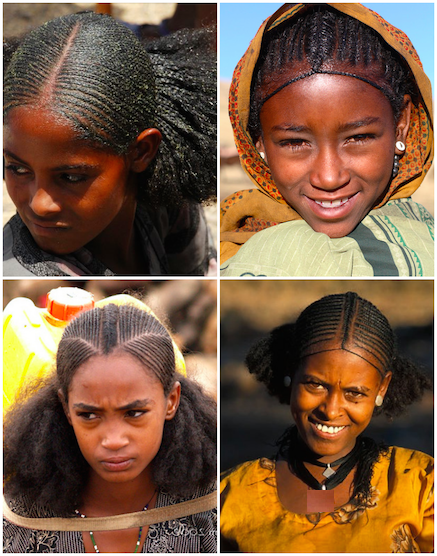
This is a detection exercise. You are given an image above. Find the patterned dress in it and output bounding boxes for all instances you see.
[4,486,217,553]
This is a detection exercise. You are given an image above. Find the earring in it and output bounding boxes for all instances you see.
[259,151,265,160]
[395,141,406,152]
[392,155,400,178]
[284,376,292,387]
[375,395,384,407]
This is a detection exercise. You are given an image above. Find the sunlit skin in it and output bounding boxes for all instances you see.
[4,106,161,273]
[59,350,180,552]
[290,349,392,462]
[257,74,411,238]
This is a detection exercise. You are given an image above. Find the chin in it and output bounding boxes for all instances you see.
[310,221,358,239]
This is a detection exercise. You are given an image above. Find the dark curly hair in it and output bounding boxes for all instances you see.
[3,11,216,207]
[4,304,216,517]
[248,6,418,141]
[246,291,431,418]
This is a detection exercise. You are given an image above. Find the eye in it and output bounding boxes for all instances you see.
[279,139,309,151]
[60,173,88,184]
[5,163,31,176]
[304,380,325,392]
[125,410,146,419]
[77,412,98,421]
[347,134,375,144]
[345,390,366,401]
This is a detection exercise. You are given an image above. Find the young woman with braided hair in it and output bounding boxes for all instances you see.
[220,4,433,276]
[220,292,433,552]
[4,12,216,276]
[4,303,217,553]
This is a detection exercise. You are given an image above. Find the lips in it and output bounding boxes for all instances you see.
[305,192,359,222]
[100,457,134,472]
[26,218,70,238]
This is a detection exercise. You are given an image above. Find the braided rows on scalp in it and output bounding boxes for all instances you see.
[248,6,418,141]
[246,292,431,418]
[4,304,216,516]
[4,12,216,207]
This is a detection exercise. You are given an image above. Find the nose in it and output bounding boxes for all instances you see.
[318,390,343,421]
[101,425,129,452]
[28,180,61,217]
[309,146,351,191]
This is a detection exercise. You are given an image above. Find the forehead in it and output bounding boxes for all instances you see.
[260,73,394,131]
[298,349,382,386]
[4,106,120,164]
[68,352,164,401]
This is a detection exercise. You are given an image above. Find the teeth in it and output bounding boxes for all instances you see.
[315,197,349,209]
[315,423,345,434]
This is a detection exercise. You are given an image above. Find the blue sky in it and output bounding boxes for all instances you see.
[220,3,434,85]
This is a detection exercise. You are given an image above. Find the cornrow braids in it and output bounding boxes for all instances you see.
[57,304,176,397]
[4,304,216,516]
[248,6,418,141]
[4,12,216,207]
[246,292,431,417]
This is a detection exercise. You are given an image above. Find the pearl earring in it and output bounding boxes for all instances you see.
[375,395,384,407]
[284,376,291,387]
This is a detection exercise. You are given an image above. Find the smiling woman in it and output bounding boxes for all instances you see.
[220,291,433,552]
[3,11,216,276]
[4,303,217,553]
[220,3,433,277]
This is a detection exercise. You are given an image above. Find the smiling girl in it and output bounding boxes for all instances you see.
[4,304,217,553]
[221,292,433,552]
[4,12,216,276]
[220,4,433,276]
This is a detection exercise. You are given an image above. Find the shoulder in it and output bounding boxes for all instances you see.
[386,446,433,474]
[376,446,434,495]
[3,218,36,276]
[142,203,215,275]
[3,495,61,553]
[221,458,275,496]
[220,222,370,277]
[146,484,217,553]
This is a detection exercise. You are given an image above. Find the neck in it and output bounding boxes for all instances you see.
[86,178,146,274]
[81,467,156,517]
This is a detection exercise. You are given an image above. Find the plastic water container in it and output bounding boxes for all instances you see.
[3,287,95,411]
[3,288,186,411]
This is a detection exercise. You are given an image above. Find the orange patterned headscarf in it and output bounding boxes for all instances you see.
[220,3,433,263]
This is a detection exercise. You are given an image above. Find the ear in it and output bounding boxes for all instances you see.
[378,371,392,400]
[395,95,411,154]
[129,128,162,173]
[58,389,72,425]
[255,137,266,153]
[165,381,181,421]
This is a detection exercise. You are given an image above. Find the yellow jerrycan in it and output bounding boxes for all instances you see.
[3,287,186,412]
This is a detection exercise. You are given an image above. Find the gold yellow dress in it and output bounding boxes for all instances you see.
[220,447,433,553]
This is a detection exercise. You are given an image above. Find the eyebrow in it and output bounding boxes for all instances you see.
[302,374,371,393]
[4,149,100,172]
[73,399,152,411]
[271,117,381,134]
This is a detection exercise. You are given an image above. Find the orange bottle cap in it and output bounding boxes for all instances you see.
[46,287,95,322]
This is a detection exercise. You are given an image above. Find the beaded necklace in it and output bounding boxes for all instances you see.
[75,490,157,553]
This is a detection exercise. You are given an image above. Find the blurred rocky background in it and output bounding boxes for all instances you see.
[221,280,433,470]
